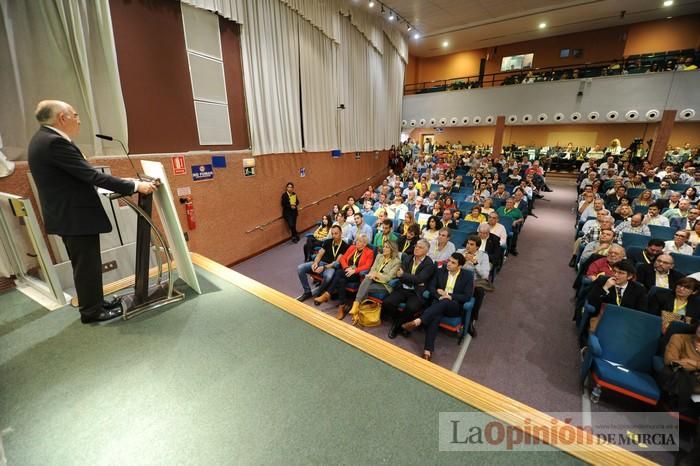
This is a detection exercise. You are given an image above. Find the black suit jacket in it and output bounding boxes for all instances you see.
[635,264,684,291]
[397,254,436,297]
[670,216,694,231]
[648,287,700,320]
[428,268,474,307]
[482,233,504,268]
[27,126,135,236]
[587,276,648,313]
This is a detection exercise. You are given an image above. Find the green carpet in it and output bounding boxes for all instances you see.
[0,270,584,465]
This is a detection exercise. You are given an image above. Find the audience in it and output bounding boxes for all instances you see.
[345,241,401,320]
[297,225,348,302]
[665,230,693,255]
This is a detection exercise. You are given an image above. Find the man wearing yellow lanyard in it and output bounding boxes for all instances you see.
[382,239,436,339]
[281,182,300,243]
[401,253,473,361]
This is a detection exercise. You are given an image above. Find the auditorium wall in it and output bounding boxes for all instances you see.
[407,14,700,84]
[408,122,700,149]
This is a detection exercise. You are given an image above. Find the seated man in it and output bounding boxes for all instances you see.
[496,197,525,255]
[580,228,616,266]
[643,203,670,227]
[664,230,694,255]
[636,253,684,291]
[586,244,626,280]
[428,228,456,264]
[486,211,508,247]
[401,253,474,361]
[349,212,373,243]
[476,223,504,271]
[373,219,398,248]
[614,213,650,236]
[663,198,691,220]
[441,208,457,229]
[586,259,648,329]
[670,206,699,231]
[460,235,491,287]
[382,239,436,339]
[296,225,348,301]
[628,238,665,266]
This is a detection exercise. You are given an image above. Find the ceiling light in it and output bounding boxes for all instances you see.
[389,11,395,21]
[407,24,412,31]
[539,22,547,29]
[667,16,673,19]
[442,41,449,48]
[413,32,420,40]
[368,1,375,8]
[663,0,674,6]
[380,5,385,14]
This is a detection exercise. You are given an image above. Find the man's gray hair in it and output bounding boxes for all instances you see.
[35,100,68,125]
[477,223,490,233]
[416,239,430,250]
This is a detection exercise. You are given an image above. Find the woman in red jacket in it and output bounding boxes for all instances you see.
[317,233,374,319]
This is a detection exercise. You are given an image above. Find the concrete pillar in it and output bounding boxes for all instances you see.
[648,110,676,167]
[492,115,506,160]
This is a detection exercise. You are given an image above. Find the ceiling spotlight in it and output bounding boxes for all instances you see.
[368,1,375,8]
[389,11,395,21]
[663,0,674,6]
[413,32,420,40]
[539,22,547,29]
[442,40,449,48]
[407,24,412,31]
[380,5,385,14]
[667,16,673,19]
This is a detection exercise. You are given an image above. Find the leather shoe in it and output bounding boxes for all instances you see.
[297,291,312,302]
[388,323,399,339]
[81,307,123,324]
[335,305,347,320]
[402,320,419,332]
[422,352,432,361]
[102,296,122,310]
[468,321,478,337]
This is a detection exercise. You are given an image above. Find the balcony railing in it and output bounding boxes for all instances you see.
[404,48,699,95]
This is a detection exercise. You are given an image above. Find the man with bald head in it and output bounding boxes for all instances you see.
[28,100,157,324]
[636,254,685,291]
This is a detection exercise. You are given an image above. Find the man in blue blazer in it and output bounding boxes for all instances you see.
[28,100,157,323]
[402,253,474,361]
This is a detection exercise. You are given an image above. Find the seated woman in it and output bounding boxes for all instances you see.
[683,187,699,206]
[344,206,357,225]
[333,211,352,243]
[421,215,442,242]
[315,234,374,315]
[480,198,495,216]
[401,253,473,361]
[657,322,700,416]
[398,224,420,256]
[329,203,341,219]
[631,189,653,209]
[345,241,401,320]
[648,277,700,321]
[689,222,700,249]
[398,211,416,236]
[452,209,463,228]
[464,205,486,224]
[303,215,331,261]
[443,196,456,212]
[430,200,444,218]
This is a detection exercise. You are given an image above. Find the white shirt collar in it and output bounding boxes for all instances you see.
[44,125,71,142]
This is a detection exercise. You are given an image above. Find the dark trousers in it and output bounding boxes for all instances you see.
[283,210,298,238]
[421,299,462,352]
[328,271,360,305]
[62,235,103,316]
[303,236,322,261]
[382,287,425,326]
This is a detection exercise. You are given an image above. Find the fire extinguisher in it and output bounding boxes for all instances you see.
[180,196,196,230]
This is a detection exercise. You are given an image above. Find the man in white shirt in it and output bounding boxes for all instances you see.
[402,181,417,199]
[644,203,670,226]
[598,155,618,175]
[428,228,456,264]
[652,181,672,200]
[349,213,373,242]
[664,230,694,255]
[460,235,491,281]
[486,212,508,247]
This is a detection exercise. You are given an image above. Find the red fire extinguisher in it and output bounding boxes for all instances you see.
[182,196,196,230]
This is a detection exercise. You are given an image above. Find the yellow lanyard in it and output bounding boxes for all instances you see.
[331,241,342,258]
[401,240,411,253]
[379,258,391,273]
[673,298,687,315]
[446,270,460,294]
[411,259,420,274]
[352,249,361,266]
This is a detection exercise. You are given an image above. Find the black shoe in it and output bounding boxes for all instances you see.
[102,296,122,310]
[81,307,123,324]
[568,256,577,268]
[509,250,519,256]
[296,291,312,302]
[388,324,399,339]
[468,322,477,337]
[291,236,299,243]
[544,187,553,192]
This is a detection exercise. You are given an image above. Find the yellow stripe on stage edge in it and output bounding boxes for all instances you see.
[192,252,656,466]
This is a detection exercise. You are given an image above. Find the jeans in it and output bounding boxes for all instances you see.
[297,261,334,294]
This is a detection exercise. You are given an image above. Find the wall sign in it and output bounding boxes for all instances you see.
[172,155,186,175]
[244,166,255,177]
[355,152,360,160]
[299,167,306,177]
[192,164,214,181]
[212,155,227,168]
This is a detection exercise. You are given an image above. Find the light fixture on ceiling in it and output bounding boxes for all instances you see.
[539,22,547,29]
[407,24,412,31]
[380,5,385,14]
[663,0,674,6]
[413,32,420,40]
[442,40,449,48]
[368,1,375,8]
[388,11,395,21]
[667,16,673,19]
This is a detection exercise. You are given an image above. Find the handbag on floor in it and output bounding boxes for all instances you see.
[350,299,381,327]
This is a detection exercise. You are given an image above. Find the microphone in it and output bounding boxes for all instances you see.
[96,133,143,181]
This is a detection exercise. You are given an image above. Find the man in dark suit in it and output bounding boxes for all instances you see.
[381,239,436,339]
[587,259,648,316]
[476,223,504,272]
[401,253,474,361]
[636,254,685,291]
[604,185,627,211]
[27,100,157,324]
